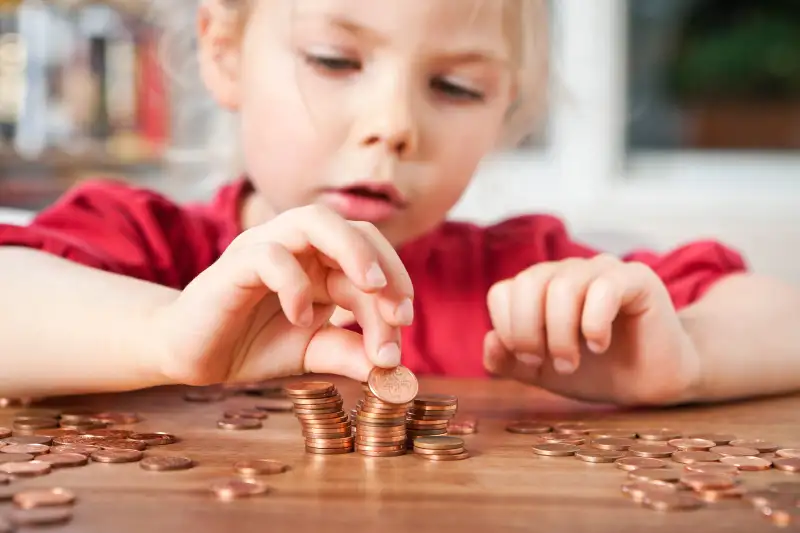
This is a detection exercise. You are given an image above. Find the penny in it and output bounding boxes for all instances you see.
[234,459,289,476]
[505,421,552,434]
[777,449,800,459]
[84,429,133,439]
[217,418,262,430]
[0,428,10,439]
[305,446,353,455]
[210,478,269,501]
[140,456,194,471]
[643,492,704,512]
[719,455,772,471]
[2,436,51,446]
[638,429,682,441]
[680,473,737,491]
[710,445,760,457]
[414,437,464,450]
[729,439,779,453]
[540,435,585,446]
[413,447,465,456]
[629,444,675,458]
[532,443,580,457]
[7,508,72,527]
[621,481,679,503]
[1,444,49,456]
[417,451,470,461]
[687,433,736,445]
[668,438,716,451]
[255,399,294,412]
[90,449,143,463]
[447,417,478,435]
[590,429,637,439]
[628,469,682,484]
[94,412,141,425]
[14,409,60,420]
[224,408,269,420]
[615,457,668,471]
[367,366,419,404]
[283,382,335,398]
[305,437,355,449]
[697,486,748,502]
[0,461,51,477]
[50,444,100,456]
[774,458,800,473]
[13,418,58,430]
[32,428,80,438]
[413,394,458,407]
[98,438,147,451]
[13,488,76,509]
[592,437,637,451]
[38,453,88,468]
[672,451,722,464]
[129,432,177,446]
[683,463,740,476]
[0,453,34,463]
[552,422,593,435]
[576,450,626,463]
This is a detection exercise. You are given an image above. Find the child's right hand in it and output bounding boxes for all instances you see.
[146,205,414,386]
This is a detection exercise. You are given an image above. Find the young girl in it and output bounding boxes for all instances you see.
[0,0,798,406]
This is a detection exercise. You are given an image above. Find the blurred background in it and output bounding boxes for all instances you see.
[1,0,799,281]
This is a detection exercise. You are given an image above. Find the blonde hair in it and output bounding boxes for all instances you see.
[151,0,549,183]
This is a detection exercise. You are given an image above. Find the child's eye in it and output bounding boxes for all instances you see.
[304,53,361,73]
[430,77,485,102]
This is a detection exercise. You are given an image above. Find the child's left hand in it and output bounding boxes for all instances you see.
[483,254,701,406]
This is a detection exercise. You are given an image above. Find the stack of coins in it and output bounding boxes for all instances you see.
[353,366,420,457]
[405,394,457,449]
[284,381,353,454]
[413,436,470,461]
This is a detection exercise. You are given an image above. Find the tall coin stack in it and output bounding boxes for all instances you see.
[352,383,410,457]
[284,381,354,455]
[405,394,458,449]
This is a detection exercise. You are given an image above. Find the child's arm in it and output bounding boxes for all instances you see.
[0,247,177,397]
[679,273,800,403]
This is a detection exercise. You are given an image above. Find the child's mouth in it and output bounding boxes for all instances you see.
[321,185,406,223]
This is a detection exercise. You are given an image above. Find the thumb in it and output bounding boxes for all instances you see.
[303,324,374,382]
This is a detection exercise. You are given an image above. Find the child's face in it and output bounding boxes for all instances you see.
[203,0,515,245]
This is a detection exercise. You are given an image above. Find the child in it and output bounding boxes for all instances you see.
[0,0,798,406]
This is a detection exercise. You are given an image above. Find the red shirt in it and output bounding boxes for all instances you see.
[0,178,746,377]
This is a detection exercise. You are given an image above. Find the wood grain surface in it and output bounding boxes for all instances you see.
[2,377,799,533]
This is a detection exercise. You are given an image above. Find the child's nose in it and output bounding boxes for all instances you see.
[356,80,420,159]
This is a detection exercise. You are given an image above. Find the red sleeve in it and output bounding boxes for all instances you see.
[0,179,224,289]
[482,214,747,309]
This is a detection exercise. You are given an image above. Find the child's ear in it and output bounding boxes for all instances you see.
[197,2,243,111]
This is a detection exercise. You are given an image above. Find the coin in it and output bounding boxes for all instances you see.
[576,450,626,463]
[687,433,736,445]
[414,437,464,450]
[2,436,51,446]
[84,429,133,439]
[680,473,737,491]
[643,492,703,512]
[628,469,681,484]
[729,439,779,453]
[234,459,289,476]
[367,366,419,404]
[0,428,10,439]
[447,417,478,435]
[38,453,88,468]
[615,457,667,471]
[638,429,682,441]
[672,451,722,464]
[97,438,147,451]
[532,443,580,457]
[629,444,675,458]
[668,438,716,451]
[709,445,759,457]
[13,488,76,509]
[683,462,740,476]
[210,478,269,501]
[50,444,100,456]
[774,458,800,473]
[129,432,177,446]
[139,456,193,471]
[696,486,747,502]
[621,481,679,503]
[417,451,470,461]
[90,449,143,463]
[590,429,637,439]
[505,421,552,434]
[0,453,34,463]
[553,422,593,435]
[283,382,335,398]
[777,449,800,459]
[7,508,72,527]
[592,437,636,451]
[1,444,49,456]
[217,418,262,430]
[0,461,51,477]
[719,456,772,471]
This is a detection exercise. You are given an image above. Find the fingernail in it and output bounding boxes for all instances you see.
[587,341,604,354]
[298,307,314,328]
[553,358,576,375]
[395,298,414,325]
[515,353,543,367]
[365,262,387,288]
[375,342,401,367]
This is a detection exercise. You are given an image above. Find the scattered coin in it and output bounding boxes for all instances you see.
[680,473,737,491]
[687,433,736,445]
[576,450,627,463]
[719,456,773,471]
[2,436,51,446]
[217,418,263,431]
[234,459,289,476]
[532,443,580,457]
[254,399,294,412]
[0,428,11,439]
[709,445,759,457]
[129,432,177,446]
[671,451,722,464]
[592,437,636,451]
[774,458,800,473]
[0,453,34,463]
[628,469,682,484]
[13,488,76,509]
[683,462,740,476]
[210,478,269,501]
[638,429,682,441]
[668,438,716,451]
[776,449,800,459]
[447,417,478,435]
[0,461,51,477]
[90,449,143,464]
[0,443,49,456]
[7,508,73,527]
[590,429,637,439]
[628,444,675,458]
[505,421,552,434]
[224,408,269,420]
[140,456,194,472]
[38,453,89,468]
[615,457,667,471]
[729,439,779,453]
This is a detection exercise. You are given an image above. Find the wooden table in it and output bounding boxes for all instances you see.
[2,377,799,533]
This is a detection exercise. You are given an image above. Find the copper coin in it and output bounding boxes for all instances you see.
[629,444,675,458]
[576,450,626,463]
[31,428,80,438]
[0,453,34,463]
[615,457,667,471]
[94,412,141,425]
[418,451,470,461]
[90,449,143,463]
[14,409,60,420]
[621,481,678,503]
[532,443,580,456]
[541,435,586,446]
[52,435,100,445]
[729,439,779,453]
[358,443,407,453]
[1,444,49,456]
[643,492,704,512]
[638,429,682,441]
[254,399,294,412]
[210,478,269,500]
[590,429,637,439]
[777,449,800,459]
[98,438,147,451]
[0,428,10,439]
[50,444,100,456]
[283,382,335,398]
[0,461,51,477]
[774,458,800,473]
[217,418,262,430]
[697,486,747,502]
[414,447,465,456]
[7,508,72,526]
[552,422,592,435]
[234,460,289,476]
[680,473,737,491]
[305,446,353,455]
[683,462,740,476]
[687,433,736,445]
[291,396,342,407]
[59,408,97,421]
[672,451,722,464]
[38,453,88,468]
[628,469,682,484]
[505,421,552,434]
[129,432,177,446]
[305,437,355,449]
[719,455,772,471]
[184,387,226,402]
[668,438,715,451]
[413,394,457,407]
[2,436,51,446]
[413,437,464,451]
[592,437,636,451]
[358,448,406,457]
[140,456,194,471]
[367,366,419,404]
[13,418,58,430]
[84,429,133,439]
[13,488,76,509]
[710,445,760,457]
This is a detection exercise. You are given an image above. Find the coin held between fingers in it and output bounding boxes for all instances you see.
[375,343,401,367]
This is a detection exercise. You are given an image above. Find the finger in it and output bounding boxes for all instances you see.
[351,221,415,326]
[487,279,514,352]
[236,205,391,293]
[581,276,621,353]
[327,270,401,368]
[544,269,594,375]
[483,331,543,383]
[304,324,374,382]
[509,263,557,355]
